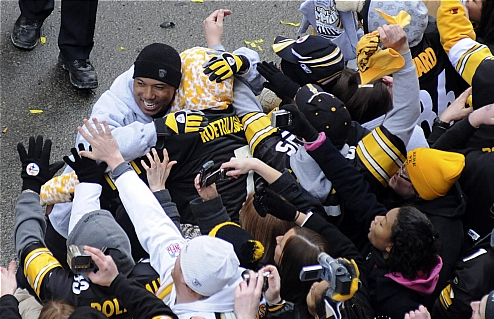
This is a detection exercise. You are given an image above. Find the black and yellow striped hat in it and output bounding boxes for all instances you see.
[273,35,344,91]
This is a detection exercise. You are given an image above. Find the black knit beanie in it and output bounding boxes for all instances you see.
[133,43,182,89]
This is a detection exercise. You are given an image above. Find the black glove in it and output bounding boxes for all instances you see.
[257,61,300,100]
[203,52,250,82]
[280,104,319,142]
[17,135,65,193]
[154,110,209,137]
[63,144,107,184]
[253,187,298,221]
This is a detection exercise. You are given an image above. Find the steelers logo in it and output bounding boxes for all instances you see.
[26,163,40,176]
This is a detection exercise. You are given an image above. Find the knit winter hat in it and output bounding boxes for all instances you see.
[133,43,182,89]
[208,222,265,270]
[273,35,344,91]
[486,290,494,319]
[180,236,240,296]
[362,0,428,48]
[67,210,135,277]
[296,83,351,149]
[406,148,465,201]
[68,306,107,319]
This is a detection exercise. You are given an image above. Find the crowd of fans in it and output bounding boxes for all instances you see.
[2,1,494,319]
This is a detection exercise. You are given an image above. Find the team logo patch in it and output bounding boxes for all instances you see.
[175,113,185,124]
[296,35,309,43]
[300,64,312,74]
[159,69,167,78]
[26,163,40,176]
[227,56,236,66]
[192,278,202,287]
[166,243,181,258]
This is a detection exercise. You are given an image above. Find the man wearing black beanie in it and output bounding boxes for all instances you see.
[132,43,182,118]
[45,9,264,252]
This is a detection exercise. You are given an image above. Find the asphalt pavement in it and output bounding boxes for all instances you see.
[0,0,302,266]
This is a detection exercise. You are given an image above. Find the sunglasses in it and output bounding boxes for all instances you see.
[398,165,412,183]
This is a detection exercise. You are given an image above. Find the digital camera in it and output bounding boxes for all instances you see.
[199,160,232,187]
[271,109,293,128]
[299,252,352,296]
[67,245,106,274]
[242,269,271,292]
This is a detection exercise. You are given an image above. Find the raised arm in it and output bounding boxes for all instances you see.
[77,118,185,282]
[379,24,420,146]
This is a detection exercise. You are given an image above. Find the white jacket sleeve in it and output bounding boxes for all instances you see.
[115,170,185,282]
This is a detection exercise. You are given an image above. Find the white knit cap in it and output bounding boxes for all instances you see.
[180,236,240,297]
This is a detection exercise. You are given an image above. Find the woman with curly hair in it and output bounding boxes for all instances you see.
[270,103,443,319]
[364,206,442,318]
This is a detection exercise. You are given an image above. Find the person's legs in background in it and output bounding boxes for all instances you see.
[58,0,99,89]
[11,0,54,50]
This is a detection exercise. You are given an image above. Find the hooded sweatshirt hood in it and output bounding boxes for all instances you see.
[384,255,443,294]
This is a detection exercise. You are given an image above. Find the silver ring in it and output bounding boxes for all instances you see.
[151,166,157,169]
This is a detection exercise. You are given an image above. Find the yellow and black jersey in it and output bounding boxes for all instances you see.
[437,0,494,151]
[19,243,161,319]
[410,19,469,134]
[432,236,494,319]
[101,105,248,224]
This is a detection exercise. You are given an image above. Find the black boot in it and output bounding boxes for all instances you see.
[59,52,98,89]
[11,15,43,50]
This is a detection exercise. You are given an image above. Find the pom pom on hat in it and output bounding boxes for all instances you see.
[209,222,265,269]
[180,236,240,297]
[406,148,465,200]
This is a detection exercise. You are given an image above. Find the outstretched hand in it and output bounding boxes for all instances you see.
[63,144,107,184]
[77,118,125,171]
[257,61,300,100]
[0,260,17,297]
[203,9,232,47]
[85,245,119,287]
[17,135,65,193]
[142,148,177,192]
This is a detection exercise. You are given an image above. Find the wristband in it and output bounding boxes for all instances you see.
[304,132,327,151]
[266,298,285,307]
[110,162,132,181]
[433,117,451,129]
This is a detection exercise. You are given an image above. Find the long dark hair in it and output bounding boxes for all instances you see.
[331,69,392,124]
[240,193,296,266]
[278,227,331,305]
[386,206,440,279]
